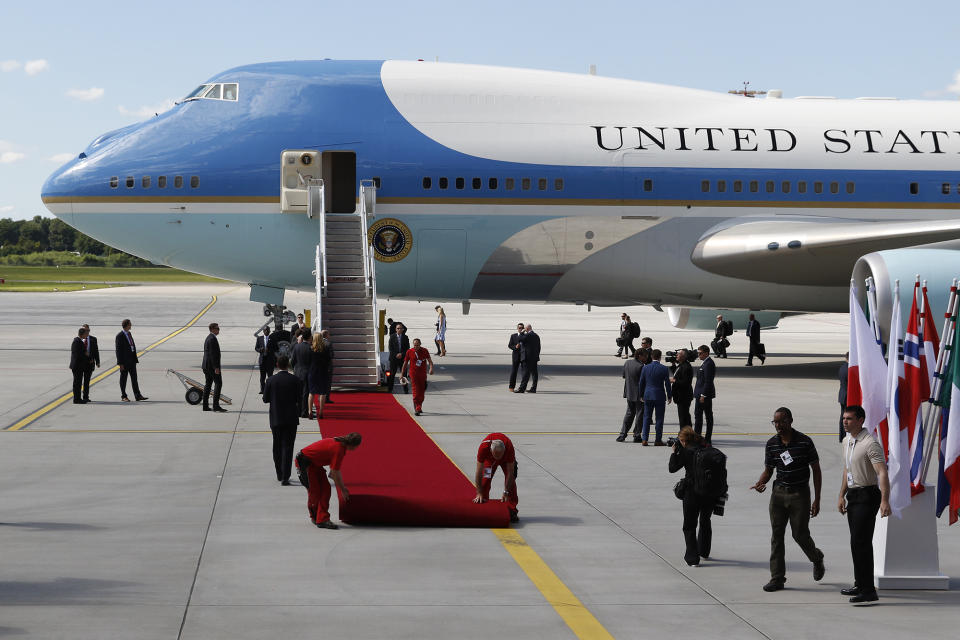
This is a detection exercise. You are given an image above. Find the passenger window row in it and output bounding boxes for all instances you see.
[421,176,565,192]
[700,179,855,195]
[109,175,199,189]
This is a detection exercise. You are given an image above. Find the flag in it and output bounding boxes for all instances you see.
[921,285,940,393]
[936,314,960,524]
[902,283,928,497]
[848,284,889,440]
[885,285,910,516]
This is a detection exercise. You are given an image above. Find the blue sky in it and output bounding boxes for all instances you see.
[2,0,960,221]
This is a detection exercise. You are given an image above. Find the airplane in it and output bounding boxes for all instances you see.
[41,59,960,336]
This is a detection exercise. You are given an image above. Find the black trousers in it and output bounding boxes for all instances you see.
[617,337,635,356]
[270,424,298,482]
[747,340,764,365]
[619,399,643,438]
[682,491,716,565]
[509,355,521,389]
[518,361,538,391]
[694,397,714,442]
[712,338,727,358]
[388,355,404,391]
[675,396,692,429]
[846,485,881,593]
[259,364,273,392]
[71,368,84,402]
[203,370,222,408]
[297,373,310,417]
[82,366,93,400]
[119,364,142,398]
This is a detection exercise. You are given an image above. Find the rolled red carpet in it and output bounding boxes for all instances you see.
[315,392,510,527]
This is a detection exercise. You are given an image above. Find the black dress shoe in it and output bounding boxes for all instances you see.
[135,396,148,401]
[281,480,291,486]
[849,591,878,603]
[615,435,626,442]
[762,580,785,592]
[73,399,85,404]
[316,520,339,529]
[509,510,519,523]
[514,389,525,393]
[528,390,537,393]
[213,407,228,412]
[654,440,666,446]
[840,586,860,596]
[203,407,212,411]
[813,559,825,581]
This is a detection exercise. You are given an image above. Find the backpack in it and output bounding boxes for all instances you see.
[693,446,728,497]
[630,322,640,338]
[723,320,733,337]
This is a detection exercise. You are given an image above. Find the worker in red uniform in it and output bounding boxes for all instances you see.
[295,432,362,529]
[473,432,519,522]
[401,338,434,416]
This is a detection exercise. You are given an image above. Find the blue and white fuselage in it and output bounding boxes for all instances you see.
[42,60,960,316]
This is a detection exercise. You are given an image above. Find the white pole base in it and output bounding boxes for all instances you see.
[873,483,949,590]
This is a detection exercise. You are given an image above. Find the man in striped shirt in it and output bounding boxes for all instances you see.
[750,407,826,592]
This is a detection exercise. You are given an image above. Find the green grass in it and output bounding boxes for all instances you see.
[0,265,229,284]
[0,281,119,292]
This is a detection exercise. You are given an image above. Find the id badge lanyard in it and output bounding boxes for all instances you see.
[845,437,857,486]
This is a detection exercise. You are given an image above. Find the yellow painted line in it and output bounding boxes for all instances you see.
[398,397,612,640]
[494,528,614,640]
[5,296,218,431]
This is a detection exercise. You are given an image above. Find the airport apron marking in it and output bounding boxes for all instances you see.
[407,401,614,640]
[4,295,218,431]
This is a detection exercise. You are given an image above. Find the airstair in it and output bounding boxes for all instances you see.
[310,179,380,388]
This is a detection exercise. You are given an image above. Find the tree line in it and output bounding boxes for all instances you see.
[0,216,156,267]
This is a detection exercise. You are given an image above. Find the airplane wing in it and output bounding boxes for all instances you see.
[690,217,960,286]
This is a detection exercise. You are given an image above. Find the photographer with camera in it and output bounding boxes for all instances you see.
[668,426,727,567]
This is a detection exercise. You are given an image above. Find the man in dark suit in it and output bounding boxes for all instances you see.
[255,326,277,394]
[671,348,694,428]
[202,322,226,412]
[515,324,540,393]
[508,322,524,391]
[80,323,100,402]
[712,314,728,359]
[693,344,717,444]
[746,313,765,366]
[387,323,410,392]
[617,349,646,442]
[290,328,313,418]
[838,352,849,442]
[263,354,301,484]
[115,318,147,401]
[69,326,90,404]
[638,349,673,446]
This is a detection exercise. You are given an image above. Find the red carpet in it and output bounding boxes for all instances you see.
[314,392,510,527]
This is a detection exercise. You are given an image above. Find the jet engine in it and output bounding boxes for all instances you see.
[852,248,960,346]
[665,307,781,331]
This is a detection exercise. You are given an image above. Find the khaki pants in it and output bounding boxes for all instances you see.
[769,484,823,583]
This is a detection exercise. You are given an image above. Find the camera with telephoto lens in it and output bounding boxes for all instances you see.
[666,436,679,448]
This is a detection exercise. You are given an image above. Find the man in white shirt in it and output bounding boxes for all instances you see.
[837,405,891,604]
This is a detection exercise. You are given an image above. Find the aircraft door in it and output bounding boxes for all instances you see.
[321,151,357,213]
[416,230,466,298]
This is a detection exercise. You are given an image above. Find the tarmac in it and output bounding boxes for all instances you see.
[1,283,958,639]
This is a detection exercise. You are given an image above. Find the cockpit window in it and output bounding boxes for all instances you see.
[183,82,239,102]
[185,84,208,100]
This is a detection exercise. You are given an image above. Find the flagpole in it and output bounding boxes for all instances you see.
[866,276,882,346]
[920,280,959,483]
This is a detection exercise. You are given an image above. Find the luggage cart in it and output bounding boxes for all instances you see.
[166,369,233,406]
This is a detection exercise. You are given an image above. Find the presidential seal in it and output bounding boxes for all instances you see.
[368,218,413,263]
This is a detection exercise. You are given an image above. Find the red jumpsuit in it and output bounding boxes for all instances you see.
[297,438,347,524]
[403,346,432,412]
[477,432,519,515]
